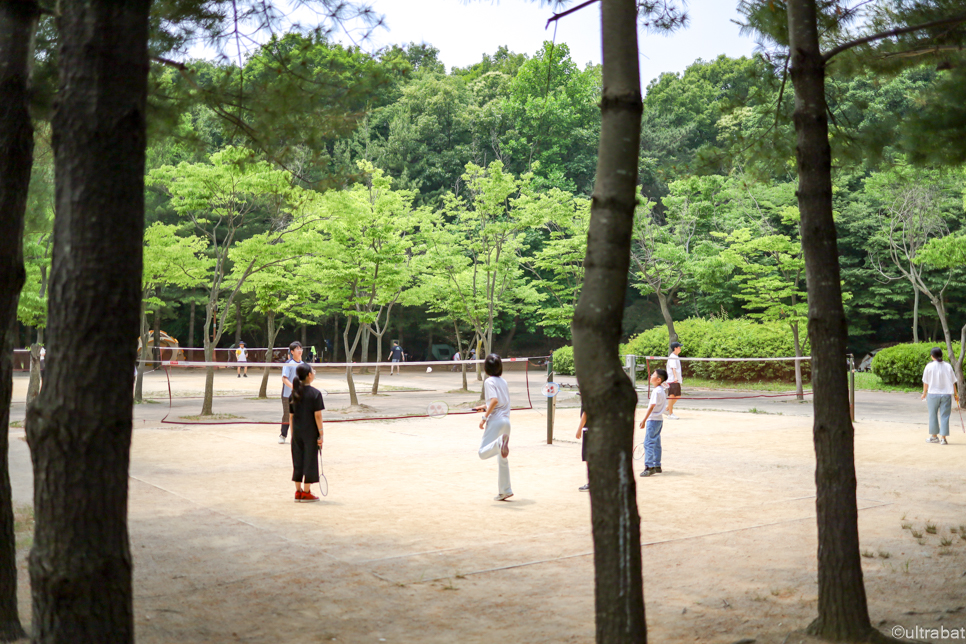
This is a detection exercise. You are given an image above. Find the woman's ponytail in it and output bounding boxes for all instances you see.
[291,363,313,405]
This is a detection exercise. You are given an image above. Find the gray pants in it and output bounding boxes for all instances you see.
[927,394,952,436]
[479,416,511,496]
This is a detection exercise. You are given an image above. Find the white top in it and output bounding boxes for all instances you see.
[483,376,511,423]
[666,353,682,384]
[453,352,460,361]
[236,348,247,362]
[923,360,957,395]
[647,384,667,419]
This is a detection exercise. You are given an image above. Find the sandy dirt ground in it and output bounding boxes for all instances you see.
[6,379,966,643]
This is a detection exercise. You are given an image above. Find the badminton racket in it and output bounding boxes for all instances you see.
[957,398,965,434]
[317,446,328,497]
[633,442,645,460]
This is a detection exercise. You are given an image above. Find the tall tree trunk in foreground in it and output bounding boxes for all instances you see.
[786,1,876,640]
[0,1,37,638]
[572,0,646,641]
[25,0,150,639]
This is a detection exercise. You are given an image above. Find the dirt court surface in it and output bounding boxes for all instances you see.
[7,388,966,643]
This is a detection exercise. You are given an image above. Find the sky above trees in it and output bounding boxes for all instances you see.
[190,0,758,84]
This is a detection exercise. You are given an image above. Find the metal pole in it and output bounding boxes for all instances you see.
[625,354,637,390]
[547,355,554,445]
[848,354,855,423]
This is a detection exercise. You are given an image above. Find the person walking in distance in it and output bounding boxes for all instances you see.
[922,347,959,445]
[389,340,404,375]
[289,363,324,502]
[665,341,683,419]
[640,368,669,477]
[236,341,248,378]
[473,354,513,501]
[279,341,304,444]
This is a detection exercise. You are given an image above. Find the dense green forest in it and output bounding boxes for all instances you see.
[19,34,966,361]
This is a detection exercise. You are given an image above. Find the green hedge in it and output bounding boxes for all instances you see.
[550,318,811,382]
[871,342,962,387]
[622,318,810,383]
[552,345,575,376]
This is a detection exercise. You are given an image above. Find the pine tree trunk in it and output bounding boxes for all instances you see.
[657,291,677,344]
[572,1,646,641]
[26,343,39,404]
[360,326,370,373]
[0,2,36,637]
[786,2,876,640]
[25,0,150,639]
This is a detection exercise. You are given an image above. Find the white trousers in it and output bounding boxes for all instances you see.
[479,417,511,495]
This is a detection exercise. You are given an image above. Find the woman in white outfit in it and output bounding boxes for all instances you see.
[473,354,512,501]
[922,347,960,445]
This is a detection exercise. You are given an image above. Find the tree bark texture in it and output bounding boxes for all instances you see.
[0,3,36,638]
[656,291,677,344]
[25,0,150,639]
[258,310,278,398]
[786,1,875,640]
[572,1,646,642]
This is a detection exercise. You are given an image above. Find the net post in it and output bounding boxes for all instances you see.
[546,356,554,445]
[624,354,637,390]
[848,354,856,423]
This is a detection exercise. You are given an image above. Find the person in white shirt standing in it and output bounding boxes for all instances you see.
[922,347,959,445]
[236,341,248,378]
[665,341,683,419]
[639,368,669,477]
[473,353,513,501]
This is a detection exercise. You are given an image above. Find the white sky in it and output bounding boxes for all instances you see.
[340,0,760,87]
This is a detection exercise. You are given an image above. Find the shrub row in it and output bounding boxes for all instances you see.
[551,318,811,382]
[871,342,962,387]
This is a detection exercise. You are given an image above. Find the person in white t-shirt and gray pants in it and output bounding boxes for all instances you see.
[473,354,513,501]
[665,341,683,419]
[922,347,959,445]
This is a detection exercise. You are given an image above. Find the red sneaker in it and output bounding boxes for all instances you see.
[301,491,320,503]
[294,490,304,502]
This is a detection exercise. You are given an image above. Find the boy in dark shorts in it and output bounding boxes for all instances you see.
[279,341,304,444]
[389,341,404,375]
[665,342,683,419]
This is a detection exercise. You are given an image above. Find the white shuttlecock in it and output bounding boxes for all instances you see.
[426,367,433,373]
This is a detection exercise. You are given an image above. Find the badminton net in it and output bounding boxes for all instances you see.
[137,357,544,425]
[637,355,813,401]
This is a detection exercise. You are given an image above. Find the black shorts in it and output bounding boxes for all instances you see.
[667,382,681,397]
[581,428,589,462]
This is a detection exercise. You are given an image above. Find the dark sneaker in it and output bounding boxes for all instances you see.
[640,468,657,477]
[578,483,589,492]
[654,467,662,473]
[301,491,320,502]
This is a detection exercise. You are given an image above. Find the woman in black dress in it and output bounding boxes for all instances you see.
[289,363,324,502]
